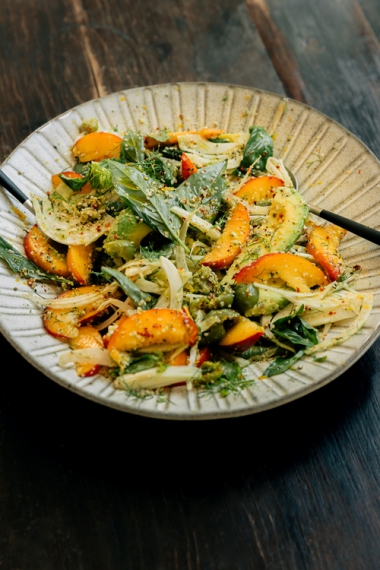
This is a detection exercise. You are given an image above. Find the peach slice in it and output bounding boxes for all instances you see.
[234,252,329,293]
[69,325,105,377]
[145,128,224,149]
[234,176,284,203]
[219,318,264,352]
[107,308,199,362]
[43,285,111,339]
[67,244,95,285]
[181,153,198,180]
[24,224,70,278]
[72,132,123,162]
[168,349,189,366]
[306,223,346,281]
[201,202,250,270]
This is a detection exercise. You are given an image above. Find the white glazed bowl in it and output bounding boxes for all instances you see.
[1,82,379,419]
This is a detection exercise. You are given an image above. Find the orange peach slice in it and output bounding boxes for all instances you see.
[306,224,346,281]
[181,153,198,180]
[24,224,70,278]
[234,175,284,203]
[201,202,250,270]
[72,132,123,162]
[67,244,95,285]
[69,325,105,377]
[219,318,264,352]
[43,285,110,339]
[234,252,329,293]
[107,308,199,361]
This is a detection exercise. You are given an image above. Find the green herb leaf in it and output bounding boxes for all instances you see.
[271,306,319,349]
[73,162,89,176]
[123,353,167,374]
[196,359,252,397]
[147,129,170,143]
[161,146,183,160]
[140,239,173,261]
[263,349,305,377]
[120,129,145,163]
[88,161,113,190]
[108,161,187,250]
[238,126,273,172]
[101,265,156,309]
[176,160,227,222]
[313,355,327,362]
[59,172,89,191]
[0,236,72,284]
[139,152,177,186]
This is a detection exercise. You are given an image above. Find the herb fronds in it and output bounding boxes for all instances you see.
[195,359,254,397]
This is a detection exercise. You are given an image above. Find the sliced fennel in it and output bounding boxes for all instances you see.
[177,132,249,170]
[32,194,113,245]
[114,365,201,390]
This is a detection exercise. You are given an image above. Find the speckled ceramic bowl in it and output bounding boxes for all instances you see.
[1,82,379,419]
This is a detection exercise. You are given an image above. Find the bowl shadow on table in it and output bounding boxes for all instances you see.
[2,337,378,492]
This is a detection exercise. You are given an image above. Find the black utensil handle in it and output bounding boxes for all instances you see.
[0,170,35,214]
[319,209,380,246]
[0,170,29,204]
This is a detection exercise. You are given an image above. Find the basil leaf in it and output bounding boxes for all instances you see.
[0,236,72,284]
[147,129,170,143]
[161,146,183,160]
[239,126,273,172]
[59,173,89,191]
[101,266,156,309]
[176,160,227,222]
[271,307,319,349]
[108,161,187,250]
[73,162,89,176]
[263,349,305,377]
[123,353,167,374]
[140,239,173,261]
[120,129,145,163]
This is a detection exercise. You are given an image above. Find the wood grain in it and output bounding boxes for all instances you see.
[0,0,380,568]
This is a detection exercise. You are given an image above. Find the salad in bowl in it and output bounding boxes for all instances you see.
[0,120,372,398]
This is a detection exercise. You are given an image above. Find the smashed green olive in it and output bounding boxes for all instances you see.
[233,283,259,315]
[189,291,234,317]
[200,323,226,346]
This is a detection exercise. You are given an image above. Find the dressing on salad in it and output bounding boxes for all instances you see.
[0,122,373,397]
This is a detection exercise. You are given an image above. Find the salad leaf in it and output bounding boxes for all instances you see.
[263,349,305,377]
[263,305,319,377]
[161,146,183,160]
[238,126,273,172]
[271,306,319,348]
[59,173,88,191]
[101,266,156,309]
[0,236,73,284]
[140,238,173,261]
[146,129,170,143]
[176,160,227,222]
[108,161,187,250]
[120,129,145,163]
[73,162,89,176]
[139,152,177,186]
[123,353,167,374]
[196,359,253,397]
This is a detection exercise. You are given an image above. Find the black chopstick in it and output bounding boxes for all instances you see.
[0,170,35,214]
[308,205,380,246]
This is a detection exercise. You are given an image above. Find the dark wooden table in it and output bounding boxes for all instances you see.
[1,1,380,568]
